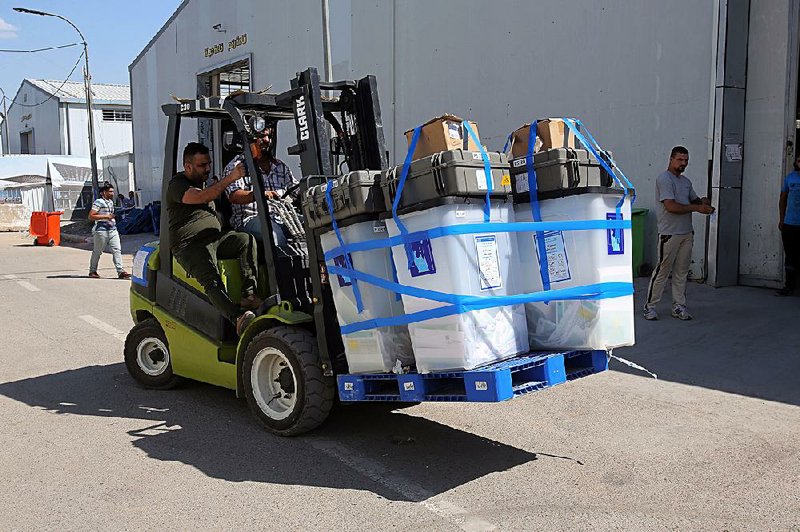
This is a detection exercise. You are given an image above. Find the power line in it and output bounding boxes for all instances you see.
[9,49,86,108]
[0,42,79,53]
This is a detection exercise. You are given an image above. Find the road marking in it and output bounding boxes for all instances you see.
[3,274,41,292]
[309,437,498,531]
[78,315,127,342]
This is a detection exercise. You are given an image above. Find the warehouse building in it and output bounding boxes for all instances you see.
[129,0,799,288]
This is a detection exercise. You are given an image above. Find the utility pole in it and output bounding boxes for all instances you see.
[0,87,9,156]
[14,7,100,198]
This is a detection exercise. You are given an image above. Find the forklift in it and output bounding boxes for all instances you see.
[125,67,388,436]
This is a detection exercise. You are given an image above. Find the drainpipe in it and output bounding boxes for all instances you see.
[707,0,750,287]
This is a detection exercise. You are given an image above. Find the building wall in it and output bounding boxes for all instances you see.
[63,104,133,158]
[739,0,799,286]
[6,83,62,155]
[129,0,326,199]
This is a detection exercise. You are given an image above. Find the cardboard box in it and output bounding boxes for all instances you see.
[404,114,480,161]
[510,119,576,158]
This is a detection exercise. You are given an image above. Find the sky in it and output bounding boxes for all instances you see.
[0,0,182,104]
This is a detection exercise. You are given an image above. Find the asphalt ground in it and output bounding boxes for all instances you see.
[0,231,798,531]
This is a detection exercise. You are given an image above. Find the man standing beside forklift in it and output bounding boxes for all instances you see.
[166,142,261,335]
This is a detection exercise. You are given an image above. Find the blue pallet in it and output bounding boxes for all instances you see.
[337,350,608,403]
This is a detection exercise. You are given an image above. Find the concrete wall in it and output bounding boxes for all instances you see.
[0,203,32,231]
[129,0,326,199]
[739,0,799,286]
[6,83,61,155]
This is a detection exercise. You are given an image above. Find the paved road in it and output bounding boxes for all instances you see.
[0,232,798,530]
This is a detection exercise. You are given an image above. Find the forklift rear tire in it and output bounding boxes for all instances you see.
[242,326,335,436]
[124,318,182,390]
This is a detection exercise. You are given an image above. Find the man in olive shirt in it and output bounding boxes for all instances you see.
[167,142,259,335]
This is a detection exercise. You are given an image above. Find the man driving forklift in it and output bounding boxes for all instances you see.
[166,142,261,335]
[223,125,300,251]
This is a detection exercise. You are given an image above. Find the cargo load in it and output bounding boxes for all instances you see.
[307,171,414,374]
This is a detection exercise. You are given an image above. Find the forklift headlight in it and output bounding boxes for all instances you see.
[250,116,267,133]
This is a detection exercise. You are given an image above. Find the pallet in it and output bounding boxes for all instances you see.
[337,350,608,403]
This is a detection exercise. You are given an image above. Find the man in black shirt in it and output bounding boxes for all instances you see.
[166,142,259,335]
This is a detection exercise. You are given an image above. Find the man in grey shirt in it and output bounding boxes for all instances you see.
[643,146,714,321]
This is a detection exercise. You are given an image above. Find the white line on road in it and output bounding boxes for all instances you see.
[78,315,127,342]
[309,437,498,531]
[3,274,41,292]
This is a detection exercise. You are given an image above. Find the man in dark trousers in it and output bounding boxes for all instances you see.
[166,142,260,335]
[776,154,800,296]
[643,146,714,321]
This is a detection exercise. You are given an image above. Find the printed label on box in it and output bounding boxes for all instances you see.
[534,231,571,283]
[513,158,527,168]
[475,381,488,391]
[344,382,354,391]
[472,152,483,160]
[373,221,387,233]
[475,169,488,191]
[455,209,467,218]
[333,254,355,287]
[515,174,530,193]
[447,121,462,140]
[403,382,415,391]
[406,239,436,277]
[606,213,624,255]
[475,234,503,290]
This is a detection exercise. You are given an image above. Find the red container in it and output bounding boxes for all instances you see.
[29,211,64,246]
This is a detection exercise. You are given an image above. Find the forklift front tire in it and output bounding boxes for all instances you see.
[242,326,335,436]
[124,318,182,390]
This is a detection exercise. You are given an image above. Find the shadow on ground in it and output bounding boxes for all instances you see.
[618,279,800,407]
[0,364,542,501]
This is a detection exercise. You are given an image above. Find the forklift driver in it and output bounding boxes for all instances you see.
[166,142,261,335]
[223,126,300,250]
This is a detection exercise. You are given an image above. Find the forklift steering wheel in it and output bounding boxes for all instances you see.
[281,182,302,200]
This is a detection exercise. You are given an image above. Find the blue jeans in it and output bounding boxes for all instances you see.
[90,229,124,274]
[242,216,288,248]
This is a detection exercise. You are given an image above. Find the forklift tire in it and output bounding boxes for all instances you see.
[32,239,38,246]
[242,326,335,436]
[124,318,182,390]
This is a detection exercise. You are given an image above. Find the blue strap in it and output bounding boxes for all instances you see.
[462,120,493,223]
[329,260,633,333]
[572,118,636,203]
[501,132,513,155]
[323,218,632,261]
[525,119,552,292]
[391,126,422,238]
[325,180,364,313]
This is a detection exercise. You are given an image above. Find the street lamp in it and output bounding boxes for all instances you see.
[13,7,100,198]
[0,87,9,156]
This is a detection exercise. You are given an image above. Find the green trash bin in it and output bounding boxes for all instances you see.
[631,208,649,277]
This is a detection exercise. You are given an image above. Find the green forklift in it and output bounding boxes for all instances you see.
[125,67,388,436]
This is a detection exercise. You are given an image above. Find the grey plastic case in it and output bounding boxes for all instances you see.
[509,148,614,201]
[303,170,385,229]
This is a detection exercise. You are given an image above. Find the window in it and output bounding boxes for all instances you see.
[102,109,132,122]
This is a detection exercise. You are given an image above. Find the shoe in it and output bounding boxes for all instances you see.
[88,272,100,279]
[671,305,692,321]
[240,294,263,310]
[775,287,793,297]
[118,271,132,280]
[642,307,658,321]
[236,311,256,336]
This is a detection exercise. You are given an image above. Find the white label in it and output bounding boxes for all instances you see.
[512,158,527,168]
[373,222,387,233]
[455,209,467,218]
[447,121,461,139]
[132,249,149,280]
[534,231,571,283]
[515,174,530,193]
[344,382,354,391]
[472,152,483,160]
[474,235,503,290]
[403,382,415,391]
[475,169,488,191]
[475,381,488,391]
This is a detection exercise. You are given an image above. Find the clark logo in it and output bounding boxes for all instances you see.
[296,96,309,141]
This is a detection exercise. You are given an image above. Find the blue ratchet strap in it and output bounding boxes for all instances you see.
[328,262,633,333]
[325,179,364,313]
[462,120,493,222]
[323,218,632,261]
[392,125,422,269]
[574,118,636,203]
[526,119,552,293]
[501,132,513,155]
